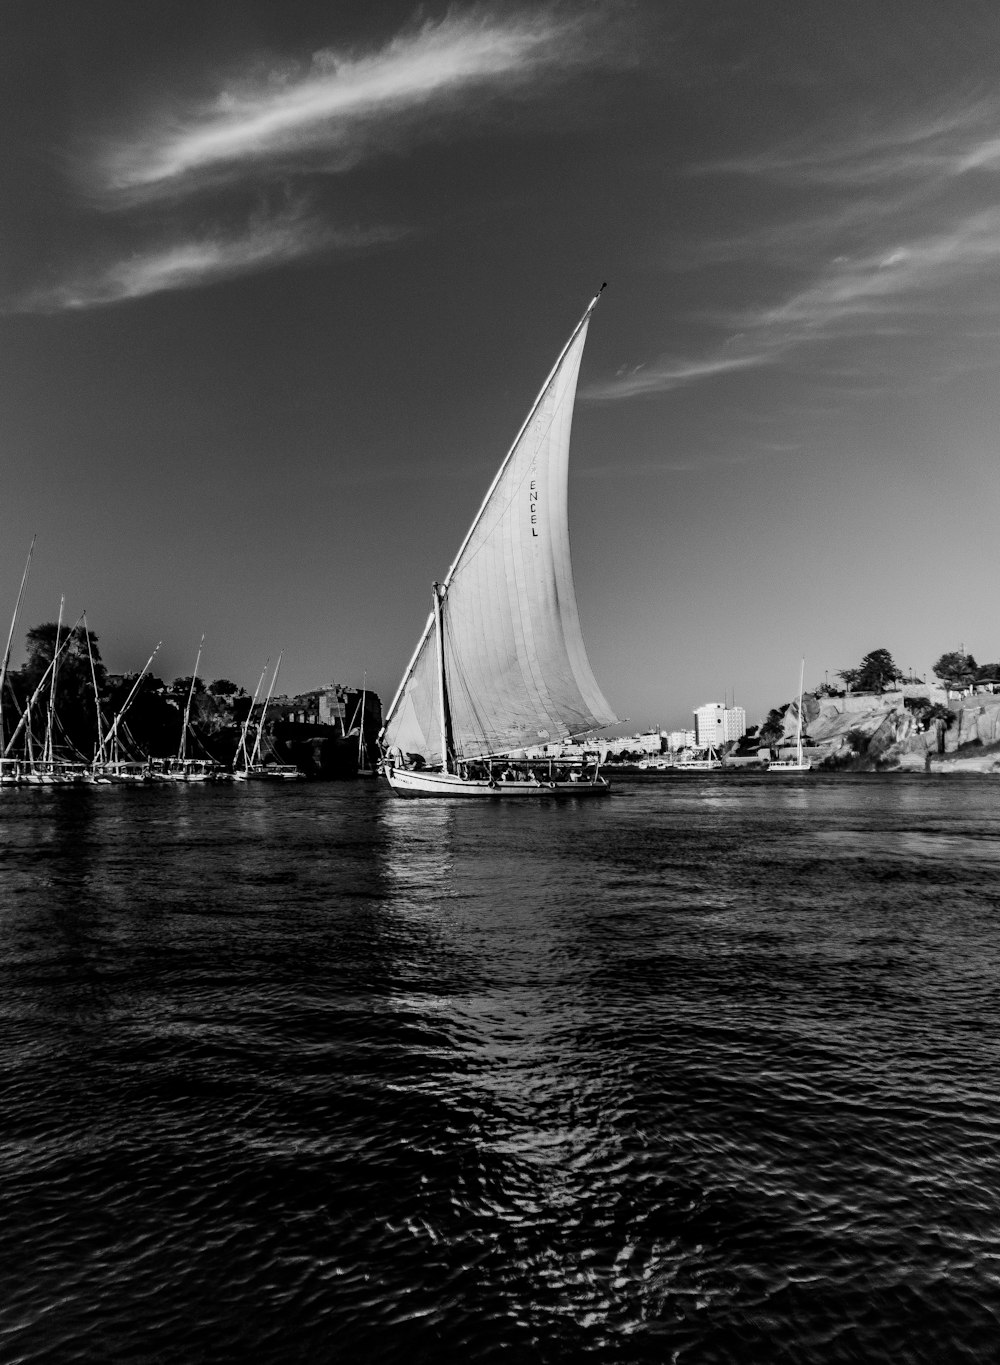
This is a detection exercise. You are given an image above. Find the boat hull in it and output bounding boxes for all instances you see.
[385,768,611,798]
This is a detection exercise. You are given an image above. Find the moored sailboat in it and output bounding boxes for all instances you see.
[768,658,812,773]
[0,537,35,785]
[92,643,161,782]
[157,636,220,781]
[380,288,618,797]
[233,653,301,781]
[674,745,723,771]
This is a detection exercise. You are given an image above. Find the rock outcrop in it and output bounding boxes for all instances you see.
[770,686,1000,774]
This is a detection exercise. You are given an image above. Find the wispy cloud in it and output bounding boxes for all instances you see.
[583,352,767,401]
[591,206,1000,401]
[98,7,607,202]
[702,100,997,187]
[27,5,624,311]
[593,99,1000,401]
[739,207,1000,334]
[15,208,402,312]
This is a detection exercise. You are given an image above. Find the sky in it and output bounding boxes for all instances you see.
[3,0,1000,731]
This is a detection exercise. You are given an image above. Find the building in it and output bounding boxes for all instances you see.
[666,729,696,752]
[723,706,746,743]
[694,703,746,748]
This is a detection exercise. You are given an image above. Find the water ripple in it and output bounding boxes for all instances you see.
[1,776,999,1362]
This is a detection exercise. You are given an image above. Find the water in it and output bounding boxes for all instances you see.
[2,774,999,1363]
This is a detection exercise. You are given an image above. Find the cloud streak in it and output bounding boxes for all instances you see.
[590,206,1000,401]
[15,209,402,312]
[98,8,605,201]
[583,352,768,401]
[593,99,1000,401]
[703,103,988,187]
[27,5,625,311]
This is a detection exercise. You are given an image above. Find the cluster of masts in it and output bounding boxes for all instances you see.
[0,538,304,787]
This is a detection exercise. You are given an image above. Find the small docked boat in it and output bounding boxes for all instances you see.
[380,288,618,798]
[233,654,302,781]
[160,636,215,781]
[243,763,302,781]
[768,658,812,773]
[674,746,723,771]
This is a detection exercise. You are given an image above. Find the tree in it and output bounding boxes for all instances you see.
[933,652,978,690]
[208,678,243,697]
[13,621,107,754]
[105,673,177,757]
[837,667,861,691]
[855,648,904,693]
[846,727,869,755]
[171,675,206,696]
[758,707,787,747]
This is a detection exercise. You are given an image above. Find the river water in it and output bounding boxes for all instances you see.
[1,774,998,1363]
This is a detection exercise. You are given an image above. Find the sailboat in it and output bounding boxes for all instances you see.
[160,636,215,781]
[3,610,88,783]
[768,658,812,772]
[351,672,375,777]
[674,745,723,771]
[234,653,301,781]
[380,287,618,797]
[93,643,161,782]
[0,538,34,785]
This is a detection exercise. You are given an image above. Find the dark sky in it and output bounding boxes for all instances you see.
[4,0,1000,727]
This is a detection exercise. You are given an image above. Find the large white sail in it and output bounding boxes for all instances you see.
[383,296,617,767]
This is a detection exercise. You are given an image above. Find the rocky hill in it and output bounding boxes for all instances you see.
[770,686,1000,774]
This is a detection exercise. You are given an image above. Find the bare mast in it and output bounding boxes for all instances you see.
[97,644,162,766]
[3,613,87,760]
[357,671,368,771]
[42,596,65,766]
[235,663,269,773]
[177,635,205,763]
[0,536,35,752]
[250,652,282,768]
[82,613,104,762]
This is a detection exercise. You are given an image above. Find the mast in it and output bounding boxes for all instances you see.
[0,536,35,752]
[235,663,268,772]
[250,652,282,767]
[82,613,104,761]
[382,285,606,736]
[97,643,161,765]
[3,612,87,759]
[43,596,65,765]
[797,657,805,765]
[177,634,205,763]
[357,671,367,767]
[432,584,449,773]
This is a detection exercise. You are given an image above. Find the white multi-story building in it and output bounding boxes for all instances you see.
[694,704,746,748]
[694,703,725,748]
[723,706,746,743]
[666,729,696,752]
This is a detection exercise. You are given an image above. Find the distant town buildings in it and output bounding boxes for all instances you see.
[666,729,696,752]
[693,703,746,748]
[271,684,363,731]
